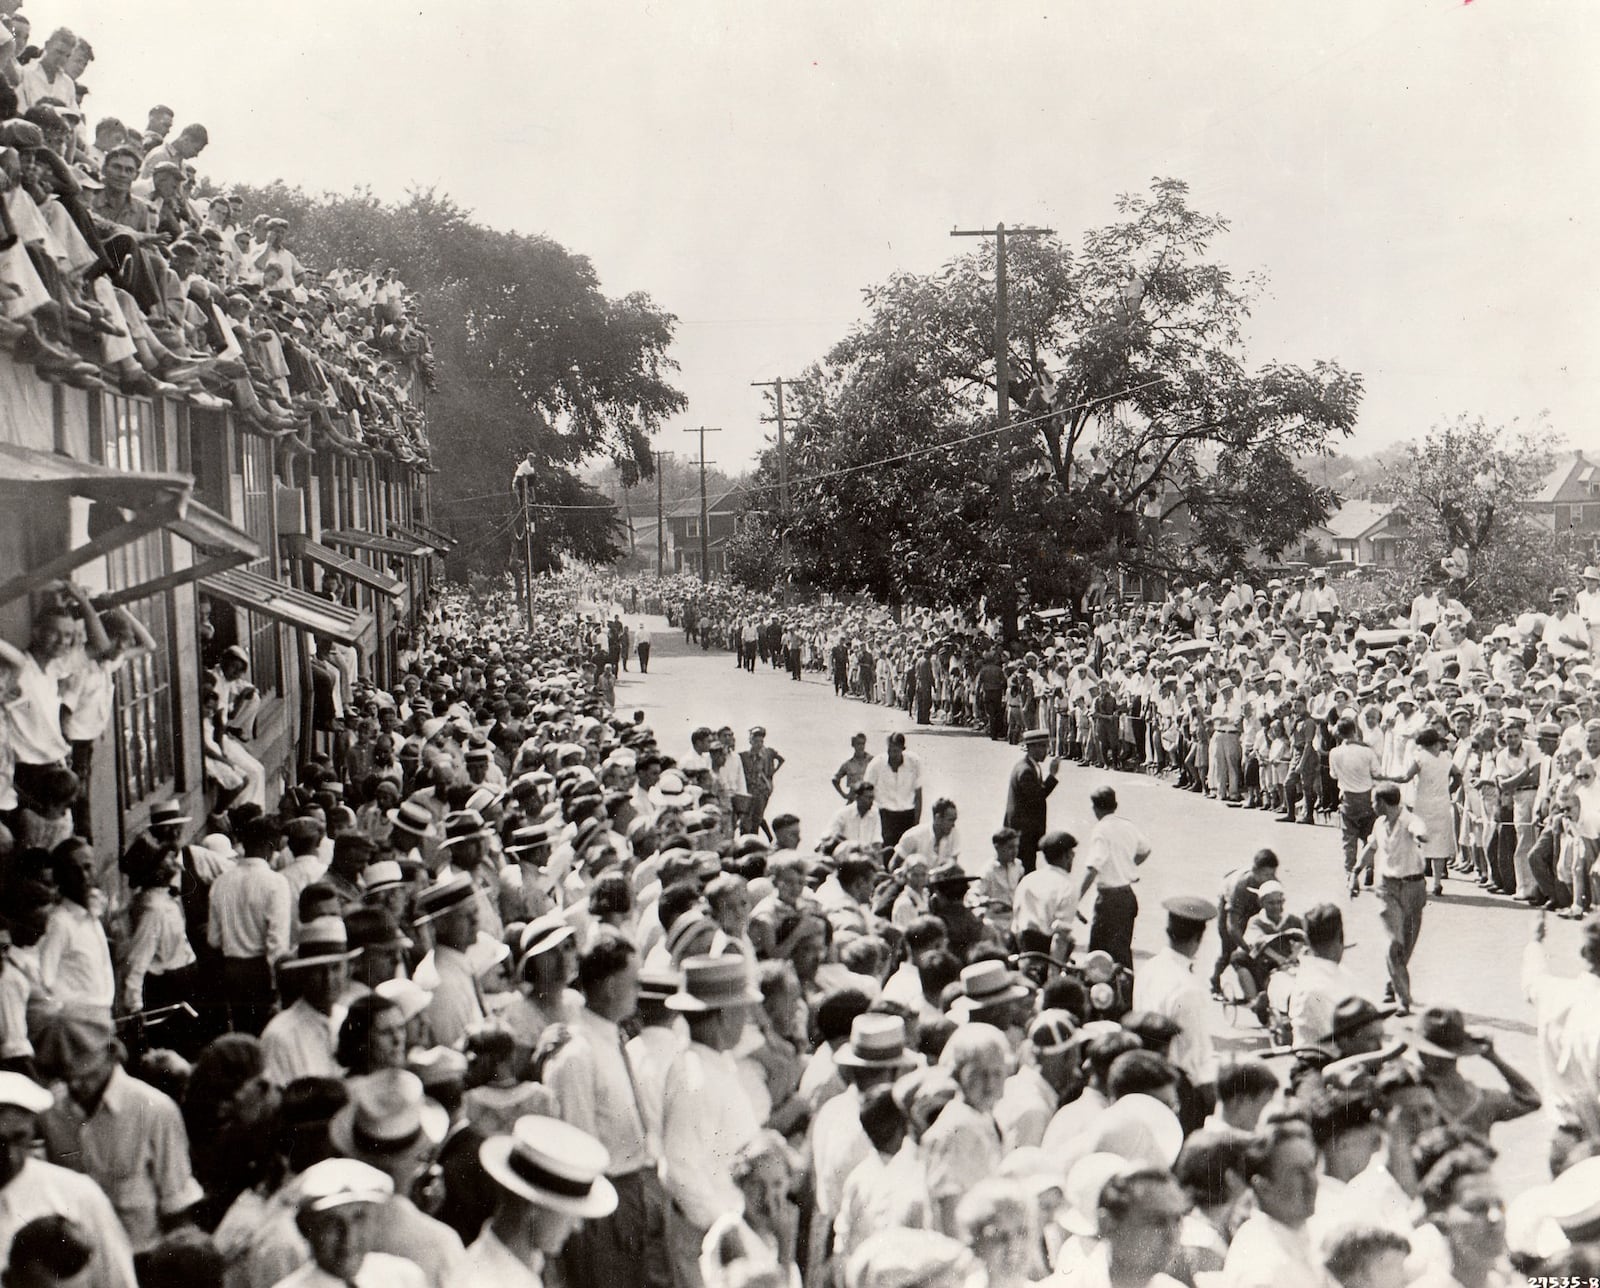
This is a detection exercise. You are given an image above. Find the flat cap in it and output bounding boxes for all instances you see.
[1163,896,1217,922]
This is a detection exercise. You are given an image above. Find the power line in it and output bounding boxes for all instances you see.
[426,374,1172,512]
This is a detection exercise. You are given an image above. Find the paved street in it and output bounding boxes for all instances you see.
[616,613,1583,1188]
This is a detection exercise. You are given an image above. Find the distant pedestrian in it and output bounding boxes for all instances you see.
[636,621,652,673]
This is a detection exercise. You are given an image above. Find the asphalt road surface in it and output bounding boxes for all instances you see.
[614,611,1583,1189]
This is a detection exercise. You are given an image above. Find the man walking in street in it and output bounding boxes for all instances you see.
[1329,716,1379,896]
[1003,727,1060,874]
[1075,786,1151,971]
[1356,782,1429,1015]
[635,620,652,673]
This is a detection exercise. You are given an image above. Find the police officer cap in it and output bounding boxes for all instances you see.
[1163,896,1217,922]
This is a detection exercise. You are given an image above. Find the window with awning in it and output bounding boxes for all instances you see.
[323,529,430,559]
[0,443,259,608]
[198,567,372,646]
[286,535,404,598]
[387,522,439,554]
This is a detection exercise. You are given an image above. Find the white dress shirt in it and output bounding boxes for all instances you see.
[660,1041,761,1229]
[825,804,882,847]
[543,1006,652,1173]
[207,856,292,962]
[1284,954,1367,1046]
[862,753,923,811]
[0,1158,137,1288]
[260,998,345,1086]
[444,1229,542,1288]
[1083,815,1150,889]
[37,898,114,1010]
[1012,865,1080,938]
[1131,946,1218,1085]
[1523,940,1600,1140]
[273,1252,428,1288]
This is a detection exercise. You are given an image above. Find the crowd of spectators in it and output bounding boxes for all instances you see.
[0,11,435,472]
[612,564,1600,928]
[0,543,1598,1288]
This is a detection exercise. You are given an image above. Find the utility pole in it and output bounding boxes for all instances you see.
[950,222,1053,639]
[949,223,1054,513]
[751,377,808,516]
[654,450,665,579]
[683,427,720,583]
[752,377,809,602]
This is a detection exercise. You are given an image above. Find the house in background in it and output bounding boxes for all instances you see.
[1525,451,1600,553]
[1324,500,1407,565]
[668,484,750,577]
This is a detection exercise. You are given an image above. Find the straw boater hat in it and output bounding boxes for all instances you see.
[278,917,360,971]
[389,799,436,838]
[330,1069,448,1161]
[479,1115,619,1218]
[414,874,475,925]
[148,800,190,829]
[361,859,406,895]
[834,1014,915,1071]
[951,960,1031,1014]
[665,956,763,1013]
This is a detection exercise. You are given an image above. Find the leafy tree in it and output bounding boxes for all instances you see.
[225,183,686,573]
[1391,415,1579,624]
[755,179,1362,621]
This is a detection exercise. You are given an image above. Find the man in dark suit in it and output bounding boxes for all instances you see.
[1004,728,1061,874]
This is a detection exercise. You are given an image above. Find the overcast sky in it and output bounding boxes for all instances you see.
[46,0,1600,469]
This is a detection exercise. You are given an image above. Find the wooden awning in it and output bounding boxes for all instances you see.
[411,520,456,551]
[0,444,258,607]
[95,500,263,610]
[388,522,439,554]
[324,529,429,559]
[286,535,404,598]
[199,567,372,645]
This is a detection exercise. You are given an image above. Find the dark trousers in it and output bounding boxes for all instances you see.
[1017,829,1041,876]
[69,739,94,840]
[980,689,1005,740]
[222,956,275,1036]
[1489,805,1517,891]
[1340,792,1375,874]
[561,1168,672,1288]
[1527,827,1569,908]
[637,643,651,673]
[879,808,916,850]
[1090,885,1138,970]
[1379,875,1427,1008]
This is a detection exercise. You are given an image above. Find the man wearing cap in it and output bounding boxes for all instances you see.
[659,957,763,1288]
[1011,830,1080,963]
[862,734,923,850]
[276,1157,428,1288]
[34,1005,203,1253]
[1132,897,1219,1124]
[0,1071,137,1288]
[208,815,292,1036]
[542,931,670,1288]
[451,1115,618,1288]
[418,877,486,1049]
[260,917,357,1085]
[994,1010,1083,1150]
[1543,587,1589,661]
[1004,728,1062,874]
